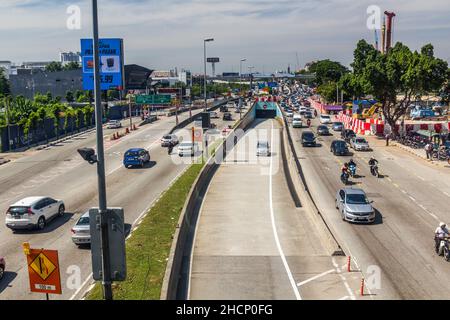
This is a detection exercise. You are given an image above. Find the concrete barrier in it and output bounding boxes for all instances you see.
[160,102,256,300]
[282,116,345,256]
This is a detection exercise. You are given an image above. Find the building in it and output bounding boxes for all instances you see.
[150,69,192,86]
[0,61,12,79]
[60,52,82,66]
[21,61,52,71]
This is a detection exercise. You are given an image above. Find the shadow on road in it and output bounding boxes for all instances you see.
[12,212,75,235]
[128,161,157,170]
[0,272,18,294]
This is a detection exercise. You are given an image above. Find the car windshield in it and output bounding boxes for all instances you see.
[356,139,367,143]
[336,142,346,148]
[346,193,369,204]
[125,151,139,156]
[163,135,172,139]
[8,206,28,214]
[180,142,194,147]
[303,133,314,138]
[318,126,327,130]
[334,122,343,126]
[77,216,90,225]
[321,115,330,119]
[258,142,268,148]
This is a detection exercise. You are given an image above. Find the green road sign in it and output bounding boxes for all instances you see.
[135,95,172,105]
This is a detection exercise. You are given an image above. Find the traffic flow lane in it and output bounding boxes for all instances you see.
[292,119,450,299]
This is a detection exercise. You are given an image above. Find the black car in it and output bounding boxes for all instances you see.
[220,105,229,112]
[223,112,233,121]
[341,129,356,142]
[317,125,330,136]
[330,140,349,156]
[301,131,316,147]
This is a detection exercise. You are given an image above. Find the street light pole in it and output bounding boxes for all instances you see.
[203,38,214,112]
[91,0,113,301]
[240,59,246,92]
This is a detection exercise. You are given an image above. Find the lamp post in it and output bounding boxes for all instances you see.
[239,59,246,91]
[248,66,254,94]
[203,38,214,111]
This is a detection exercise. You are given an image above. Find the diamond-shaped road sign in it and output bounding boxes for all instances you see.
[26,249,62,295]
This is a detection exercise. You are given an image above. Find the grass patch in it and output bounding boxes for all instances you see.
[87,162,204,300]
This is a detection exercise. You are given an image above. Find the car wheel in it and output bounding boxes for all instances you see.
[58,205,65,217]
[37,216,46,230]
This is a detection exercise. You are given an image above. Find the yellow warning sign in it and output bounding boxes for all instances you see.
[29,252,57,281]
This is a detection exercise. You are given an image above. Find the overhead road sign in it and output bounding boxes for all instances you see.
[135,95,172,105]
[207,57,220,63]
[81,38,125,91]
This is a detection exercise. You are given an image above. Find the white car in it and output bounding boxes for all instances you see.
[209,111,219,119]
[319,114,332,124]
[285,111,294,118]
[71,211,91,246]
[350,137,370,151]
[106,120,122,129]
[292,115,303,128]
[178,142,200,157]
[5,197,65,231]
[256,141,270,157]
[161,134,179,147]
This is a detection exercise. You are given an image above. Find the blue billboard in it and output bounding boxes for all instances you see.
[80,38,125,91]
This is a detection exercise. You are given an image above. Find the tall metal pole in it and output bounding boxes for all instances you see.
[203,41,207,112]
[5,97,12,151]
[91,0,113,300]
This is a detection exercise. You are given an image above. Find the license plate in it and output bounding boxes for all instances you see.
[14,215,21,219]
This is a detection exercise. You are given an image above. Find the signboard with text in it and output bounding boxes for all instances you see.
[135,95,172,105]
[80,38,125,91]
[26,248,62,295]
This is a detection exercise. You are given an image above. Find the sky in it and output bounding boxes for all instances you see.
[1,0,449,74]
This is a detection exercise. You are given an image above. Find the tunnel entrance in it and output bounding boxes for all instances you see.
[255,109,277,118]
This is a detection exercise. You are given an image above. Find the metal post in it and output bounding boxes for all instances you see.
[204,41,207,112]
[128,94,132,129]
[91,0,113,301]
[5,97,12,151]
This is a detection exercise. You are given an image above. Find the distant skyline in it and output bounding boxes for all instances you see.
[1,0,449,74]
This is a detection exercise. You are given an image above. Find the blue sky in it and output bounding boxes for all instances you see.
[1,0,449,73]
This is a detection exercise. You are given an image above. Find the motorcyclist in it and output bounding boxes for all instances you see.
[368,157,379,175]
[348,159,356,168]
[168,144,174,155]
[307,119,311,127]
[435,222,450,254]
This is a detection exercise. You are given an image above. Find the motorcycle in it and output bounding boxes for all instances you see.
[370,164,379,178]
[340,171,349,185]
[349,164,356,177]
[436,238,450,261]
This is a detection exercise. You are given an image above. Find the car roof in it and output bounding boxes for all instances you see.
[302,131,314,135]
[342,187,366,195]
[80,211,90,218]
[11,196,46,206]
[126,148,145,152]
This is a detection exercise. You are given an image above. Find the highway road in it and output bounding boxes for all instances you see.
[189,118,367,300]
[291,115,450,299]
[0,104,237,300]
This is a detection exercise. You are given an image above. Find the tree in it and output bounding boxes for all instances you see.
[349,40,448,144]
[0,69,10,96]
[37,107,48,143]
[317,81,338,103]
[51,104,62,140]
[45,61,63,73]
[309,59,348,86]
[63,62,81,71]
[65,90,74,103]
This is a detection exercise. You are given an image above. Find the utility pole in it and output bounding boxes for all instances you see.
[128,94,132,129]
[203,38,214,112]
[91,0,113,300]
[5,97,12,151]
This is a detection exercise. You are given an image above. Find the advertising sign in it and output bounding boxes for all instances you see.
[207,57,220,63]
[80,38,125,91]
[26,248,62,295]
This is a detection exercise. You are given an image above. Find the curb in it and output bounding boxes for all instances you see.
[391,142,447,168]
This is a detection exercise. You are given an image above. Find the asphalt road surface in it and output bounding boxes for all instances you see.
[291,116,450,299]
[0,107,237,300]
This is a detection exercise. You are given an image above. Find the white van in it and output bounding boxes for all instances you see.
[292,114,303,128]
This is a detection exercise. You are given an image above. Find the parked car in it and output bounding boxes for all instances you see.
[332,122,344,131]
[5,197,65,231]
[341,129,356,142]
[106,120,122,129]
[319,114,332,124]
[350,137,370,151]
[292,115,303,128]
[178,142,199,157]
[335,188,375,223]
[330,140,349,156]
[223,112,233,121]
[301,131,316,147]
[317,125,330,136]
[257,141,271,156]
[160,134,179,147]
[71,211,90,246]
[123,148,150,168]
[0,257,4,280]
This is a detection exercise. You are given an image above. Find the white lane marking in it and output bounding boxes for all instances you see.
[332,257,356,300]
[416,175,425,181]
[269,121,302,300]
[339,296,350,300]
[408,196,416,202]
[443,191,450,198]
[69,272,93,300]
[296,269,335,287]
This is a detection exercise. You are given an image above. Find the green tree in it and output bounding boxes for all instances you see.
[65,90,74,103]
[317,81,339,103]
[349,40,448,144]
[45,61,63,72]
[63,62,81,71]
[309,59,348,86]
[37,107,48,143]
[0,68,10,96]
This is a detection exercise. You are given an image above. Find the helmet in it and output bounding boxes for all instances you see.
[440,222,446,228]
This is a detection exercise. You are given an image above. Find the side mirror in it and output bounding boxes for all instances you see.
[78,148,98,164]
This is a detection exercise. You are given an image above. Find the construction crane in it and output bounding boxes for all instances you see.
[384,11,396,52]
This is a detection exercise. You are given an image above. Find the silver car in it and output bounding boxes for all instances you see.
[335,188,375,223]
[257,141,270,157]
[71,212,91,246]
[106,120,122,129]
[350,137,370,151]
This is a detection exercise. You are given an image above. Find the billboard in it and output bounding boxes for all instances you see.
[80,38,125,91]
[207,57,220,63]
[135,95,172,105]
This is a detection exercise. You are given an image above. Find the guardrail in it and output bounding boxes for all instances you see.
[161,102,256,300]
